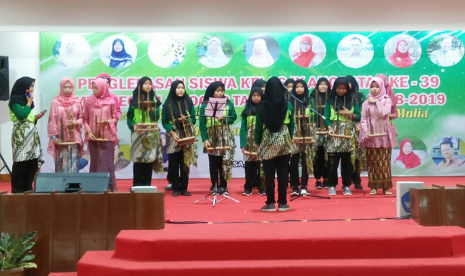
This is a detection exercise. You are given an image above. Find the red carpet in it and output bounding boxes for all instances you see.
[69,220,465,276]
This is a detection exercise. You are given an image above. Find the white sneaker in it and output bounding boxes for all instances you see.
[300,188,310,196]
[328,186,336,196]
[343,186,352,195]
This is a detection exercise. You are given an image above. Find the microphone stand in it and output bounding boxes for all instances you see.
[289,94,330,201]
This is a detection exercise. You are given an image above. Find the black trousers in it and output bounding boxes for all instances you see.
[244,161,260,190]
[290,153,308,188]
[313,145,329,180]
[11,158,38,193]
[328,152,353,187]
[133,162,153,186]
[263,154,290,205]
[168,151,189,192]
[208,155,227,188]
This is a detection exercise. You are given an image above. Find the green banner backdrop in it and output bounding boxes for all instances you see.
[39,31,465,178]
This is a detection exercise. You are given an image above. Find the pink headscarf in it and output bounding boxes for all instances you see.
[54,77,80,107]
[375,74,396,108]
[293,36,317,67]
[96,73,112,85]
[388,40,413,67]
[86,78,115,108]
[369,77,387,101]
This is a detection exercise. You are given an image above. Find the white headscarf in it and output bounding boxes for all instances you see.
[199,37,230,68]
[152,36,176,68]
[248,39,275,68]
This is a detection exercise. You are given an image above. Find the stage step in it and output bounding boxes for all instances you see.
[112,220,465,261]
[78,250,465,276]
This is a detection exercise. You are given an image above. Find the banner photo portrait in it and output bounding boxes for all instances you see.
[39,31,465,178]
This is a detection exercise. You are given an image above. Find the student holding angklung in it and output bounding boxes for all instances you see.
[47,77,84,173]
[83,78,119,191]
[309,77,331,189]
[162,80,197,197]
[324,77,360,196]
[240,80,266,196]
[199,81,237,195]
[290,79,315,196]
[127,77,164,187]
[359,77,397,195]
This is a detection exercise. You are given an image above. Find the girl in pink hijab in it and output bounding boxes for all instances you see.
[47,77,84,172]
[376,74,398,137]
[83,78,119,190]
[359,77,397,195]
[96,73,121,120]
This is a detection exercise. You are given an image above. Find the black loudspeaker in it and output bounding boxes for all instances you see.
[0,56,9,101]
[34,173,110,193]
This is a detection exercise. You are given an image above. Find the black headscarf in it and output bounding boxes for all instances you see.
[163,80,194,119]
[327,77,354,111]
[252,79,266,90]
[203,81,225,103]
[284,79,295,88]
[241,85,264,117]
[257,77,288,133]
[290,79,309,116]
[310,77,330,108]
[9,77,35,109]
[130,77,161,109]
[346,75,364,107]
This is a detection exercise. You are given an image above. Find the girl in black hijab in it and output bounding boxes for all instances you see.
[346,75,366,190]
[161,80,197,196]
[283,78,294,99]
[9,77,45,193]
[309,78,331,189]
[289,79,314,196]
[255,77,294,212]
[240,82,265,196]
[324,77,360,196]
[199,81,237,195]
[127,77,163,187]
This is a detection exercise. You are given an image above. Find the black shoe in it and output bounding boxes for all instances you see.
[261,203,276,212]
[220,187,229,195]
[278,203,290,211]
[181,190,191,196]
[354,183,363,190]
[242,189,252,196]
[164,183,172,191]
[172,190,180,197]
[258,188,266,196]
[323,180,330,189]
[315,181,323,189]
[291,186,300,196]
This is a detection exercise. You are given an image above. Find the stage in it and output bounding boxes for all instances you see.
[2,176,464,276]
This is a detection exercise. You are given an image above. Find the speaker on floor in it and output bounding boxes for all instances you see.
[0,56,9,101]
[34,173,110,193]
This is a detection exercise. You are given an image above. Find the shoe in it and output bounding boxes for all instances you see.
[164,183,172,191]
[370,189,377,195]
[291,186,300,196]
[383,189,392,195]
[278,203,290,211]
[328,186,336,195]
[300,187,310,196]
[323,180,330,189]
[220,187,229,195]
[343,186,352,195]
[181,190,191,196]
[261,203,276,212]
[242,189,252,196]
[258,188,266,196]
[354,183,363,190]
[315,181,323,189]
[210,185,214,191]
[172,190,180,197]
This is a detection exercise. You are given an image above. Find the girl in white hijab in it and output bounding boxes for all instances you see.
[151,36,177,68]
[248,38,275,68]
[199,37,230,68]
